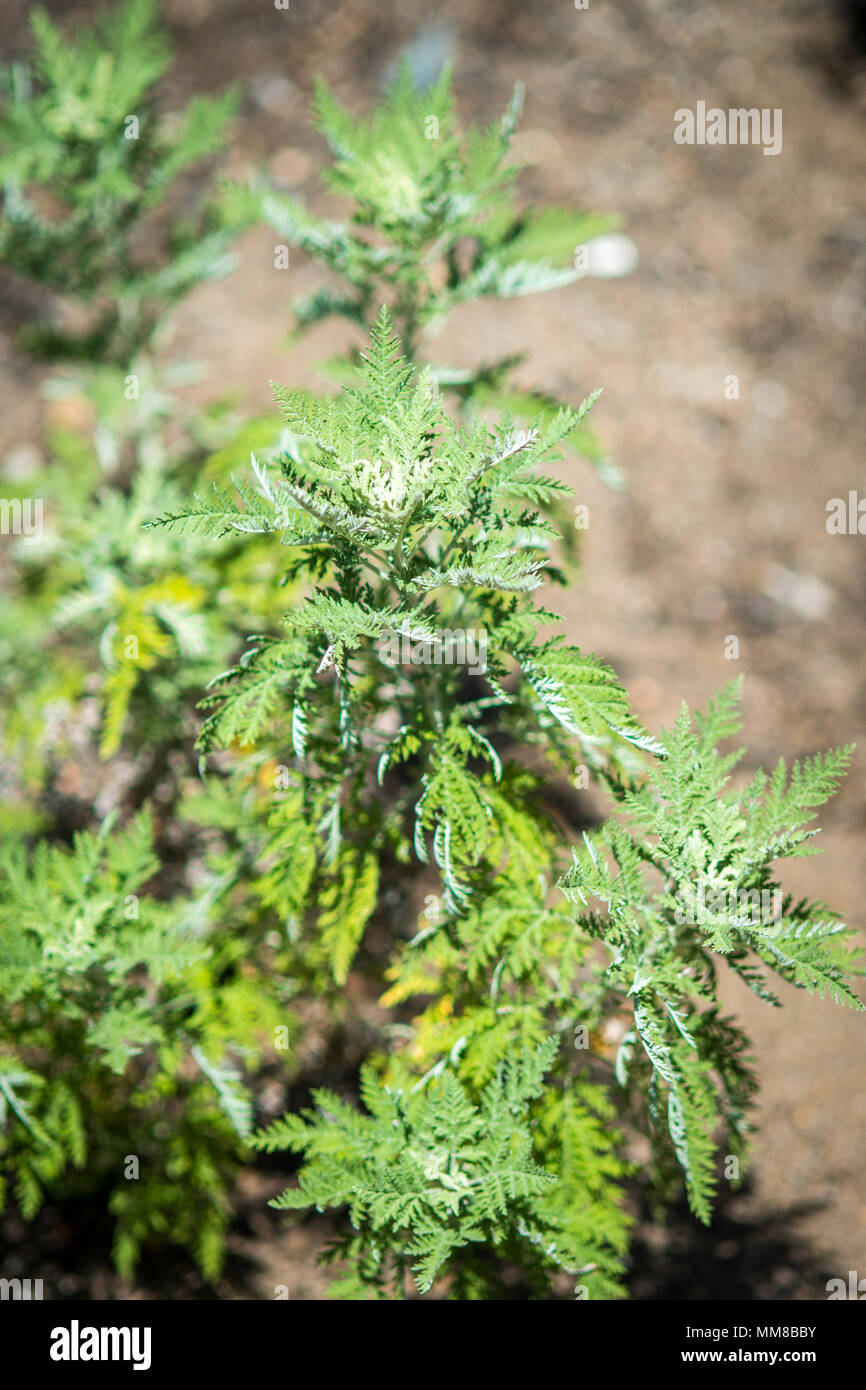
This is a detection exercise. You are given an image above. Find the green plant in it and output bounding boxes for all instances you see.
[0,0,239,362]
[253,1038,599,1300]
[0,8,859,1299]
[244,65,607,350]
[155,312,861,1298]
[0,809,296,1279]
[233,64,618,478]
[0,363,297,803]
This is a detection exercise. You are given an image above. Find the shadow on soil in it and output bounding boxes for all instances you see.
[628,1185,835,1302]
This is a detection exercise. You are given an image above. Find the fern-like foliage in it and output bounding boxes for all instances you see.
[0,364,305,813]
[559,678,862,1222]
[153,310,654,934]
[1,31,857,1300]
[225,62,616,475]
[0,808,292,1279]
[0,0,241,359]
[229,65,612,350]
[161,322,861,1294]
[254,1038,625,1299]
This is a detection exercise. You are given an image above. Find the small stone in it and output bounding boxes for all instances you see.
[250,72,295,115]
[585,233,640,279]
[763,563,834,621]
[381,24,455,92]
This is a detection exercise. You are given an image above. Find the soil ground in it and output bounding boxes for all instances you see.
[1,0,865,1299]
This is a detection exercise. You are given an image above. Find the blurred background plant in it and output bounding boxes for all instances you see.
[0,0,241,363]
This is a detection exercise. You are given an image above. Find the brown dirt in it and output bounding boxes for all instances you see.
[1,0,865,1299]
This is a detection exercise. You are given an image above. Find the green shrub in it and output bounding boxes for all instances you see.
[0,3,859,1298]
[0,0,239,361]
[233,62,618,477]
[157,311,861,1298]
[0,810,296,1278]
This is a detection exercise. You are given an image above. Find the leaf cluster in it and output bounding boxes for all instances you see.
[0,0,241,360]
